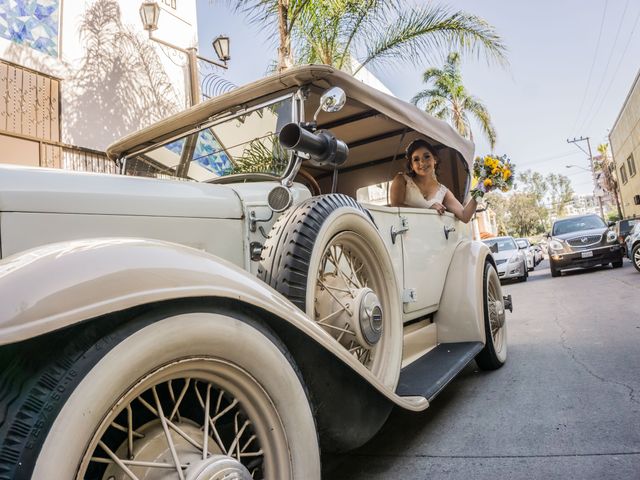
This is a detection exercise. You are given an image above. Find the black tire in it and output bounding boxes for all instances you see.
[258,194,402,389]
[550,261,560,277]
[0,308,320,480]
[612,258,623,268]
[520,262,528,282]
[632,244,640,272]
[476,262,507,370]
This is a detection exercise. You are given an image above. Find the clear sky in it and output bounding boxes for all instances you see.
[196,0,640,196]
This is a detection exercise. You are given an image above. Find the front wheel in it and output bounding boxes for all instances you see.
[612,258,623,268]
[0,309,320,480]
[475,262,507,370]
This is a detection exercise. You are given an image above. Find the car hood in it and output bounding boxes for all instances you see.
[553,227,607,240]
[0,164,243,219]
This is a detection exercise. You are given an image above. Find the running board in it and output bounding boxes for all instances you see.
[396,342,483,402]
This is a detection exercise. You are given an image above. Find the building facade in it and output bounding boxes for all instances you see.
[0,0,199,172]
[610,69,640,218]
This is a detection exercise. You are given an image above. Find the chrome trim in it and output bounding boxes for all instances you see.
[565,233,602,248]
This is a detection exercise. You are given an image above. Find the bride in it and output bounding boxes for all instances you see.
[389,139,477,224]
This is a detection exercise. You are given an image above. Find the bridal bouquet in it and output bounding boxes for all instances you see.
[470,154,514,199]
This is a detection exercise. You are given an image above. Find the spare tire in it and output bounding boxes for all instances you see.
[258,194,402,390]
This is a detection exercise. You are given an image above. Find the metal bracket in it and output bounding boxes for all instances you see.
[402,288,417,303]
[390,216,409,244]
[503,294,513,313]
[443,225,456,240]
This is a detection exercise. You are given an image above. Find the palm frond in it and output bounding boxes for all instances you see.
[355,4,507,73]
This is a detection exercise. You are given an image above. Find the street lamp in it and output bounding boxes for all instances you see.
[139,1,160,31]
[212,36,230,63]
[138,1,229,107]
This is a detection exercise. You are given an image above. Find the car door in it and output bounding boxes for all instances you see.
[398,207,460,317]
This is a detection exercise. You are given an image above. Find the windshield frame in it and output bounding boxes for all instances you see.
[121,92,299,182]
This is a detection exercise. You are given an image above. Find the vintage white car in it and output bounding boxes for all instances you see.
[0,65,509,479]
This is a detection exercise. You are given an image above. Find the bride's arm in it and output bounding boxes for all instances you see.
[443,190,477,223]
[389,174,407,207]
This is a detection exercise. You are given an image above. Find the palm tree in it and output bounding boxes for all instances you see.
[411,52,496,148]
[220,0,507,72]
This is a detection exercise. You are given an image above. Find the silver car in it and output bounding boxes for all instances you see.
[483,236,528,282]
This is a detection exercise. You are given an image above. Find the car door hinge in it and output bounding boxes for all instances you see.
[402,288,417,303]
[391,216,409,244]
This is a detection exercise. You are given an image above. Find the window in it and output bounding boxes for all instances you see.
[627,154,636,177]
[620,164,628,184]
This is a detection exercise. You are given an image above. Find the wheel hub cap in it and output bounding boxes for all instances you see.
[185,455,252,480]
[357,288,383,346]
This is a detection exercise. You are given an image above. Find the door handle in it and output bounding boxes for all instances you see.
[443,225,456,240]
[391,216,409,244]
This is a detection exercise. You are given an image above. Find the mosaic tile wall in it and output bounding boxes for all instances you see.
[0,0,60,57]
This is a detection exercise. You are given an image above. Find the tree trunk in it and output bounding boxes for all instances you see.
[277,0,293,72]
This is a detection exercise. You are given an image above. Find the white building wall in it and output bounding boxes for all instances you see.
[0,0,197,152]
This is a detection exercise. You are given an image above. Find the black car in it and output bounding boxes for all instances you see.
[547,214,623,277]
[614,217,640,255]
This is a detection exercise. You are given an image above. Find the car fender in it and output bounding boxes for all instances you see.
[0,237,427,413]
[434,239,494,344]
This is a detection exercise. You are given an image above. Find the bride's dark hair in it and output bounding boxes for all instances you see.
[405,139,439,177]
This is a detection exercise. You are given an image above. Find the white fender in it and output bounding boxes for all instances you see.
[434,240,494,344]
[0,237,428,411]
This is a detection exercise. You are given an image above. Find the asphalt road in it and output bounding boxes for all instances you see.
[323,258,640,480]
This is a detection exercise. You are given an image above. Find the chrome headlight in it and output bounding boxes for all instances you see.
[549,239,563,251]
[508,253,521,264]
[606,230,617,243]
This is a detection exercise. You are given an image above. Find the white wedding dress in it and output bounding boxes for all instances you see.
[401,173,448,208]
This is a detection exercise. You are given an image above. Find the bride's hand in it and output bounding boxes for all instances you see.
[431,202,446,215]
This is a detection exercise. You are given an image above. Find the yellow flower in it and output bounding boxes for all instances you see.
[492,167,499,175]
[503,169,511,180]
[483,178,493,187]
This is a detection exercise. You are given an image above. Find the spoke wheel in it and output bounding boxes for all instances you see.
[313,232,389,378]
[78,359,286,479]
[633,244,640,272]
[475,262,508,370]
[0,311,320,480]
[259,194,402,389]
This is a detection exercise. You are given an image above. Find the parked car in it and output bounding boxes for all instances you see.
[625,222,640,272]
[547,214,623,277]
[531,244,544,265]
[614,217,640,256]
[0,65,510,479]
[515,237,535,271]
[483,236,528,282]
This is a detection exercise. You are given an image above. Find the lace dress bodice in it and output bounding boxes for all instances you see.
[401,173,448,208]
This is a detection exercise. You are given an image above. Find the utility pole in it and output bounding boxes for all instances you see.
[567,136,605,218]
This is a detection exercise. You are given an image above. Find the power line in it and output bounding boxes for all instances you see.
[517,150,582,167]
[570,0,610,135]
[577,0,630,134]
[583,3,640,132]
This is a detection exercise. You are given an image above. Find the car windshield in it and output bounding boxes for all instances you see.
[552,215,605,235]
[123,96,294,181]
[483,237,517,252]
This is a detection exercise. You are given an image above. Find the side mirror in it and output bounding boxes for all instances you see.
[313,87,346,122]
[608,221,615,227]
[545,232,551,239]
